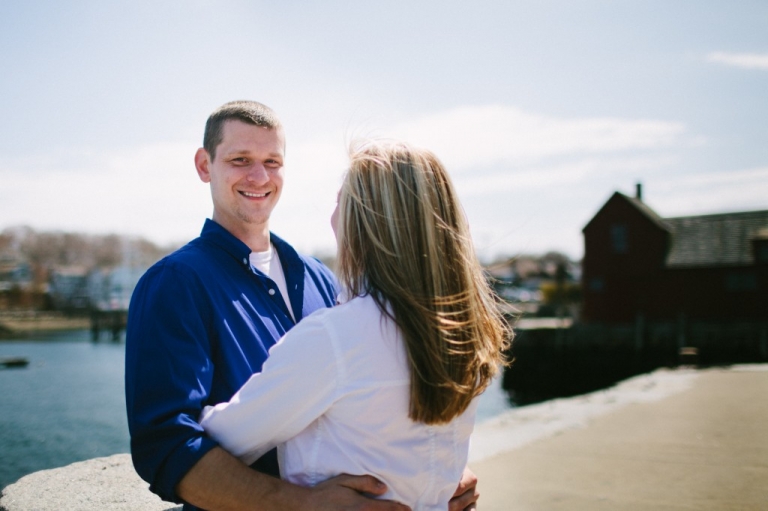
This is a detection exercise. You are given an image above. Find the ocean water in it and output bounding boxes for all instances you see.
[0,331,129,490]
[0,331,514,490]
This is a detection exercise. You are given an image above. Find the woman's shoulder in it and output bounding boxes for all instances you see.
[298,294,397,352]
[304,293,382,323]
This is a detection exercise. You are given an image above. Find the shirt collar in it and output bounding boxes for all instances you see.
[200,219,254,268]
[199,218,306,286]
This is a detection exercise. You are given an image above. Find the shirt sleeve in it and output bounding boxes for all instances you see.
[124,262,218,503]
[199,311,340,465]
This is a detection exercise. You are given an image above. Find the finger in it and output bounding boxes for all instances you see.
[335,473,389,496]
[448,488,480,511]
[455,468,478,495]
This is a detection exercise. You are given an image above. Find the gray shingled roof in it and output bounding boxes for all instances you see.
[664,210,768,267]
[623,194,671,232]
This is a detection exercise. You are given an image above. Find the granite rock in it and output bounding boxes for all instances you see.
[0,454,181,511]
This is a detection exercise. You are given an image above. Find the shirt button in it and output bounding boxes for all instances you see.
[268,289,276,296]
[243,258,248,265]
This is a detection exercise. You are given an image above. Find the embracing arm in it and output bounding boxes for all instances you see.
[196,314,411,511]
[199,314,340,465]
[177,446,410,511]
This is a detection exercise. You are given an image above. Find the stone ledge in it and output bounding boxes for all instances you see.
[0,454,181,511]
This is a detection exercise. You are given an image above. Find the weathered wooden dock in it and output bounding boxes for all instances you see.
[89,308,127,341]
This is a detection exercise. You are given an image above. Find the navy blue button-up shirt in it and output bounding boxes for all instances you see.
[125,219,338,506]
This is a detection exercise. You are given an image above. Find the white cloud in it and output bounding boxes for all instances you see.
[651,167,768,216]
[0,143,210,245]
[453,155,679,196]
[706,51,768,70]
[384,105,687,172]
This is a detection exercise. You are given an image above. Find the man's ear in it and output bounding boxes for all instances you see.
[195,148,212,183]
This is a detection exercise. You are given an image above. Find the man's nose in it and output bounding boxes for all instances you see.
[245,163,269,184]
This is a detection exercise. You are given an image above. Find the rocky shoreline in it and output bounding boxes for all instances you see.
[0,455,179,511]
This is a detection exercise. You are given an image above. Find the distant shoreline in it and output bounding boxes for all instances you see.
[0,312,90,339]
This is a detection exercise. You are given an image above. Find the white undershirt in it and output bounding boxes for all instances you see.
[249,243,295,321]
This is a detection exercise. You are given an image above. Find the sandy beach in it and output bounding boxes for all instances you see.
[468,364,768,510]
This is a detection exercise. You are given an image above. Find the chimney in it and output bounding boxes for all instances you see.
[635,182,643,201]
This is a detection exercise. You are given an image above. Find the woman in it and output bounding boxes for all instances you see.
[200,140,510,509]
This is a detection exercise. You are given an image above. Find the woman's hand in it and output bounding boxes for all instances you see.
[449,467,479,511]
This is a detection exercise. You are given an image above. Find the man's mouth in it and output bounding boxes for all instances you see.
[240,191,269,198]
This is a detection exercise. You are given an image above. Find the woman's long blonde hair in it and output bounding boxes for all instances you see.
[336,140,511,425]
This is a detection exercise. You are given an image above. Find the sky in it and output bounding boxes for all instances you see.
[1,1,767,262]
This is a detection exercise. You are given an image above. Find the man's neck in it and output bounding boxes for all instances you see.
[212,215,271,253]
[241,230,271,253]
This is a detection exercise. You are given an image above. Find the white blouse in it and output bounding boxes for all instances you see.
[199,294,477,510]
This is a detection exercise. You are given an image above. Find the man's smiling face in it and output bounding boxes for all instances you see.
[196,119,286,237]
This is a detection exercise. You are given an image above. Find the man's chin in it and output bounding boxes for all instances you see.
[236,212,272,227]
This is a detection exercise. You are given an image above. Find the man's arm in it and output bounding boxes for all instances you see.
[449,467,479,511]
[176,447,410,511]
[125,264,222,501]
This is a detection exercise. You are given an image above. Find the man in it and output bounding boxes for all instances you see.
[125,101,479,511]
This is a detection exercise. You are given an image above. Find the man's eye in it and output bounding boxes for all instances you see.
[232,158,248,164]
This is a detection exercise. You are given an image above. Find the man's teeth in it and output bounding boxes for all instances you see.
[242,192,267,198]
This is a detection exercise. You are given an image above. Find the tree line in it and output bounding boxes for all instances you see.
[0,226,179,311]
[0,226,177,271]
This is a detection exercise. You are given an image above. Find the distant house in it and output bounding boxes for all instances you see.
[87,265,145,311]
[49,266,91,310]
[0,257,33,293]
[581,185,768,323]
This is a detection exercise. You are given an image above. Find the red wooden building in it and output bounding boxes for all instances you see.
[581,185,768,324]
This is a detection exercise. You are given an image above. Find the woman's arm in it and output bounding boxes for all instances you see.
[199,313,339,464]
